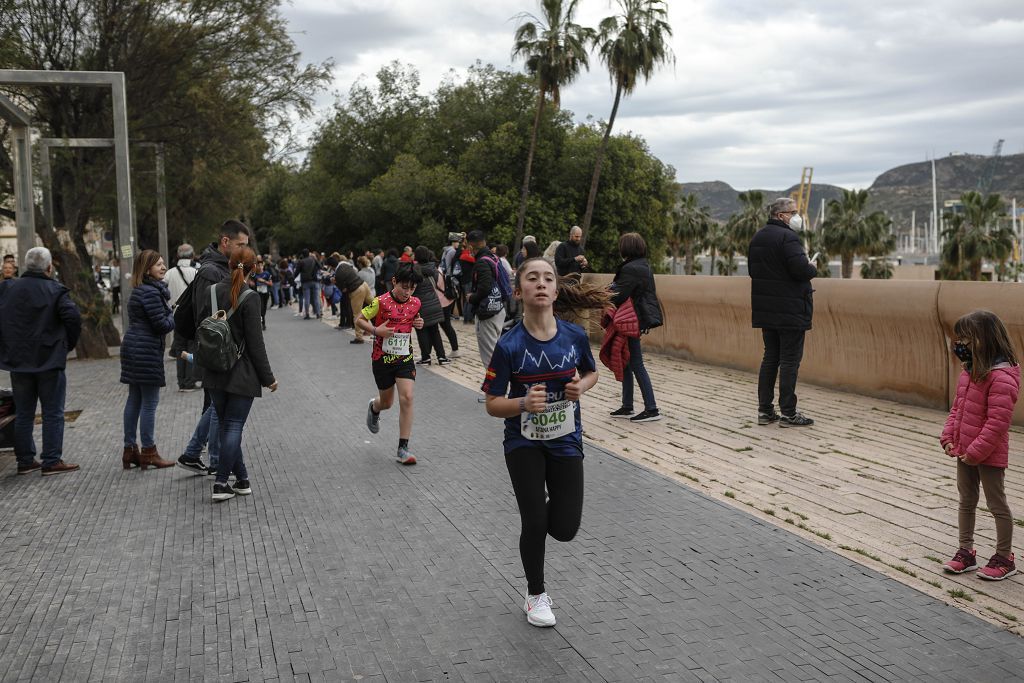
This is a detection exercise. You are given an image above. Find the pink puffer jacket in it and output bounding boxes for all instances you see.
[940,364,1020,468]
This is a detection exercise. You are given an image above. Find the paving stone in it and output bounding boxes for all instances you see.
[0,312,1021,680]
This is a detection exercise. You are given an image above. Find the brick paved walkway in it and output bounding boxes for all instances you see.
[1,309,1023,681]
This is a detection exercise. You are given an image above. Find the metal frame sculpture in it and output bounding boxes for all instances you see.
[38,138,168,265]
[0,69,139,328]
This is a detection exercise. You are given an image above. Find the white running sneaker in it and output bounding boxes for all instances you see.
[523,592,555,627]
[449,349,462,358]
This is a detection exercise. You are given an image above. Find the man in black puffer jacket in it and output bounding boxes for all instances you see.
[748,197,817,428]
[171,220,251,474]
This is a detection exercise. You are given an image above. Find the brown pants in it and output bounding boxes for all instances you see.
[349,283,374,340]
[957,460,1013,556]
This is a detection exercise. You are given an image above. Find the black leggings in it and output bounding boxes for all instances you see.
[440,303,459,351]
[415,323,446,361]
[505,447,584,596]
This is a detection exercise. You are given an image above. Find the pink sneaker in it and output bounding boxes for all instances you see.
[943,547,977,574]
[978,553,1017,581]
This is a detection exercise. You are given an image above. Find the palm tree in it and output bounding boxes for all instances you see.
[511,0,595,253]
[939,191,1010,280]
[820,189,893,278]
[705,221,730,276]
[669,193,711,274]
[579,0,674,248]
[858,213,896,279]
[803,228,831,278]
[722,190,765,270]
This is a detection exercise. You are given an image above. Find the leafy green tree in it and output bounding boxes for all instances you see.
[821,189,893,278]
[670,193,711,274]
[0,0,329,356]
[939,192,1011,281]
[511,0,595,252]
[580,0,673,248]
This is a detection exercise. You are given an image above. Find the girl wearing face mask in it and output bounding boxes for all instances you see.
[941,310,1020,580]
[201,246,278,502]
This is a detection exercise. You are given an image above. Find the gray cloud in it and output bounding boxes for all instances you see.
[280,0,1024,190]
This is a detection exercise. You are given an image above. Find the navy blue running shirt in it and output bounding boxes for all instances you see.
[481,319,597,457]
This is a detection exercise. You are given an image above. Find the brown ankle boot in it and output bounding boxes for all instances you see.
[122,445,141,469]
[139,445,175,470]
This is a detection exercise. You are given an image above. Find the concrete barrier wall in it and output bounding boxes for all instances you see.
[583,274,1024,424]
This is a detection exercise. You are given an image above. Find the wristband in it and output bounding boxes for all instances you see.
[518,397,526,413]
[372,325,376,337]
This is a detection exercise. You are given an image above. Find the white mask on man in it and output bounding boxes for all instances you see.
[788,214,803,231]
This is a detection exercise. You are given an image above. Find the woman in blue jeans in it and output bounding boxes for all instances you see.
[120,249,177,469]
[199,245,278,502]
[609,233,662,423]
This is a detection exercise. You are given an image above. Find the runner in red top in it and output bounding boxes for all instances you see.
[356,262,424,465]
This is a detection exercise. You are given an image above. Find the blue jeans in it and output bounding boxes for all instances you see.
[210,390,253,484]
[622,336,657,412]
[11,369,67,466]
[123,383,160,448]
[302,281,321,317]
[270,281,280,307]
[183,403,221,468]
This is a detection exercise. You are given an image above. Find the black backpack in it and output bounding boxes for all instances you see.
[194,284,254,372]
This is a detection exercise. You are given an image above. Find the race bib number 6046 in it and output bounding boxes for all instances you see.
[520,400,574,441]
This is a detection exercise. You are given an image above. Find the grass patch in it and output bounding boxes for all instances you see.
[947,589,974,602]
[734,446,753,453]
[888,564,917,578]
[798,523,831,540]
[986,607,1019,622]
[724,491,736,499]
[838,545,882,562]
[675,471,699,483]
[925,556,942,564]
[925,580,942,589]
[762,508,776,517]
[1015,519,1024,528]
[784,518,794,524]
[782,506,809,521]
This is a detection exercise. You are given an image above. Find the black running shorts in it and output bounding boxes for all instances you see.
[371,356,416,390]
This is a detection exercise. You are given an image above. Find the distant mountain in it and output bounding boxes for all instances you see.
[678,153,1024,231]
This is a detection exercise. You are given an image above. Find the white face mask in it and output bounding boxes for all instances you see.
[788,214,803,231]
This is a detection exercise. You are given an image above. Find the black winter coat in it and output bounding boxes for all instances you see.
[747,218,817,330]
[120,278,175,385]
[412,262,444,327]
[380,255,399,288]
[199,280,276,398]
[469,248,495,309]
[611,258,659,330]
[0,271,82,373]
[555,241,585,276]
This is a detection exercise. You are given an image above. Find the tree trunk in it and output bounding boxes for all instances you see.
[684,245,694,275]
[513,87,546,255]
[708,247,716,276]
[579,82,623,250]
[841,254,854,279]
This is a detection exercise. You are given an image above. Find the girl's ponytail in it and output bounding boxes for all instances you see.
[228,246,256,309]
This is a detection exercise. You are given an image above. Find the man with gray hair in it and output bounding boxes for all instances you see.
[747,198,817,427]
[0,247,82,475]
[164,243,198,391]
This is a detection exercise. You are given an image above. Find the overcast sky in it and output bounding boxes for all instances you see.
[280,0,1024,190]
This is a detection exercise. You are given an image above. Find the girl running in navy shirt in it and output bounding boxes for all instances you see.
[482,256,602,627]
